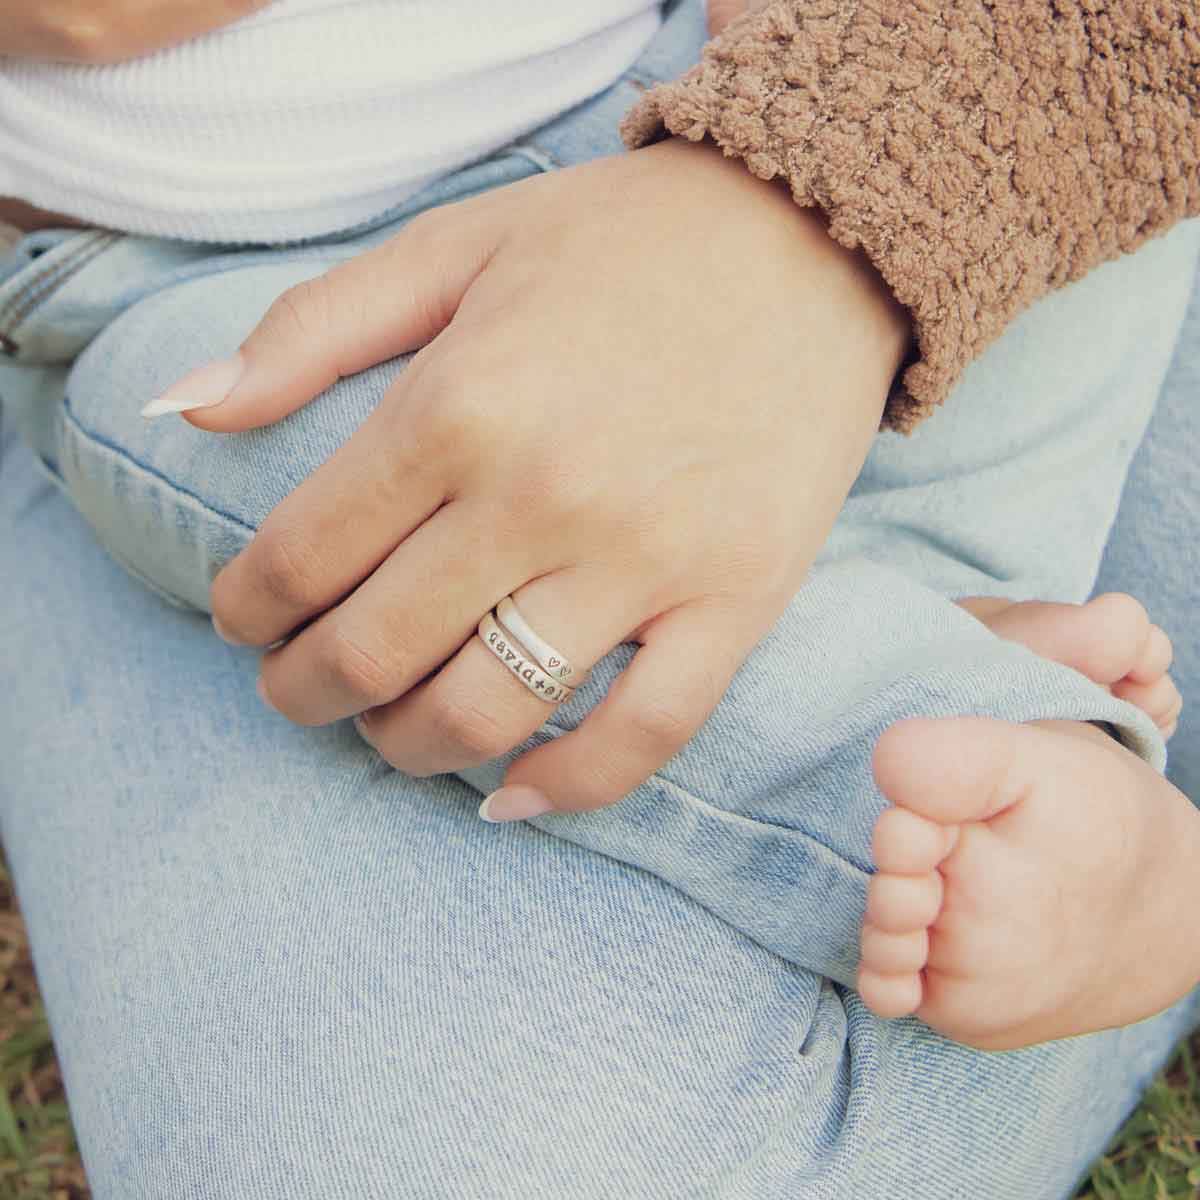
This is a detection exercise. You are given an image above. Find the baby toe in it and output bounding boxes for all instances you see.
[1113,674,1182,733]
[858,968,923,1019]
[1126,624,1173,685]
[872,806,956,875]
[860,923,929,975]
[866,872,943,934]
[1076,593,1151,684]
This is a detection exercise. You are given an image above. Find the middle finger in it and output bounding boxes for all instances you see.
[257,498,539,724]
[356,566,646,775]
[211,365,443,648]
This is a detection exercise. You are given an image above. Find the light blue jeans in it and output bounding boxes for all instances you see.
[2,2,1199,1195]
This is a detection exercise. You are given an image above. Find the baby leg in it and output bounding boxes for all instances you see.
[3,215,1196,1015]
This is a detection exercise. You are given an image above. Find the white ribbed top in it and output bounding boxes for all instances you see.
[0,0,661,242]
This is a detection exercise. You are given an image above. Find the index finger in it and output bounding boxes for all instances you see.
[210,382,447,647]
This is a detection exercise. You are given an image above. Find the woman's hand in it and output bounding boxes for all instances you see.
[163,139,909,820]
[0,0,268,63]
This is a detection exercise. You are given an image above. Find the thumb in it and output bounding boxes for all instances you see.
[141,208,496,432]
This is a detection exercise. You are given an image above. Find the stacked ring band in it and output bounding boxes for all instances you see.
[495,596,586,686]
[477,612,575,705]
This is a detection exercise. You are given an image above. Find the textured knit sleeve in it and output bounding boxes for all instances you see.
[622,0,1200,431]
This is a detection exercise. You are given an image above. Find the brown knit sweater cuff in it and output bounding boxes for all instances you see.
[622,1,1199,432]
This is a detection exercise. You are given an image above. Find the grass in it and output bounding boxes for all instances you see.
[0,865,87,1200]
[1079,1043,1200,1199]
[0,861,1193,1199]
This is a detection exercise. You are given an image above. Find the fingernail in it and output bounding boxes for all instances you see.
[478,786,553,824]
[353,714,376,747]
[142,354,244,418]
[211,613,244,646]
[256,675,275,711]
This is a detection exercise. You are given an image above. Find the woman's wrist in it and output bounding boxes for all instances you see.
[634,136,913,413]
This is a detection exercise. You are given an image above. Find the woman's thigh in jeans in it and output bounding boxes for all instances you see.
[37,243,1174,998]
[4,424,1200,1200]
[0,424,832,1199]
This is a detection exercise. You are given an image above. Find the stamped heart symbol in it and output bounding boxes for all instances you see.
[549,657,561,669]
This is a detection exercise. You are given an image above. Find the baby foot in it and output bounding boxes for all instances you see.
[859,716,1200,1050]
[957,592,1181,737]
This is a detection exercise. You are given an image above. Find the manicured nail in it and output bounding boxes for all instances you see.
[478,786,553,824]
[211,613,243,645]
[141,354,244,418]
[255,675,275,710]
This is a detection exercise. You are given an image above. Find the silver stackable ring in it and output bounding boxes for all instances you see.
[477,612,575,705]
[495,595,586,686]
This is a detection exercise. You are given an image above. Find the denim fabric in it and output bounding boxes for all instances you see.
[3,411,1200,1200]
[4,208,1193,982]
[1098,264,1200,801]
[2,0,1200,1195]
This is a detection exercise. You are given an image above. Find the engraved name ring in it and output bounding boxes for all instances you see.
[495,595,586,686]
[477,610,576,705]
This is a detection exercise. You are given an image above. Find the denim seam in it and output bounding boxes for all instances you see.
[0,233,122,345]
[533,717,875,880]
[505,143,564,173]
[519,77,654,169]
[61,398,255,534]
[100,527,207,611]
[0,235,99,326]
[648,771,875,875]
[56,396,876,879]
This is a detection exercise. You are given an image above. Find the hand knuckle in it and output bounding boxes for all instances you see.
[267,277,331,344]
[430,693,514,761]
[503,460,587,527]
[322,630,394,706]
[355,720,415,774]
[424,375,495,452]
[257,530,323,611]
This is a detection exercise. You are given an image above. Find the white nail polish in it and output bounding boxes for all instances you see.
[478,786,553,823]
[141,355,244,419]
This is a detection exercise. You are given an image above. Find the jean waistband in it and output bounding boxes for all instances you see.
[284,0,707,248]
[515,0,705,169]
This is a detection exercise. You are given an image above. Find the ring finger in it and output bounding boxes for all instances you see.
[256,497,535,725]
[356,566,647,776]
